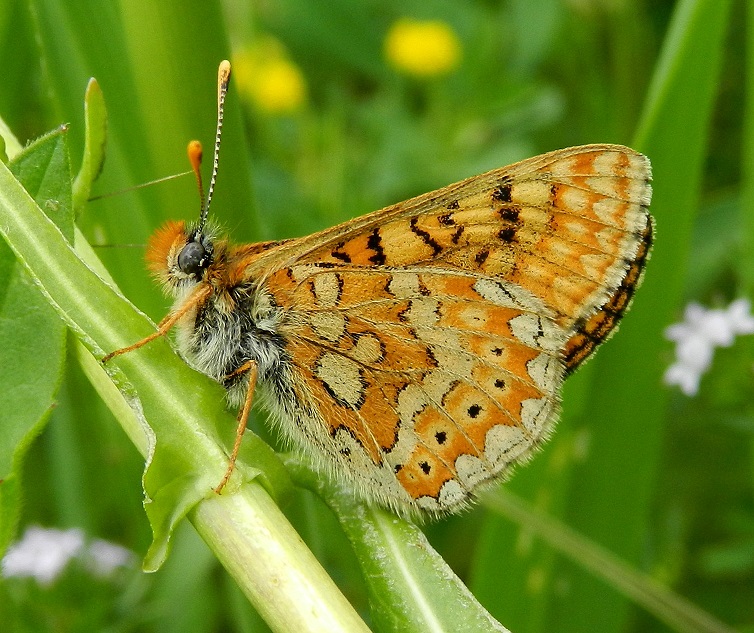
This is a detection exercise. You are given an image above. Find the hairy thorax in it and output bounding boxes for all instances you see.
[173,279,289,408]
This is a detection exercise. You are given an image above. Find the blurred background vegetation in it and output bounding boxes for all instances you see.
[0,0,752,631]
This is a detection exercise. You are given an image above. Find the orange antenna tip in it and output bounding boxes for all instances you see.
[187,140,206,213]
[187,140,203,173]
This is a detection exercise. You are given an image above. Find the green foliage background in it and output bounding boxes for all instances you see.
[1,0,752,632]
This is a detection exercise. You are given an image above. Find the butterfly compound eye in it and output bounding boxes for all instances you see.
[177,240,208,277]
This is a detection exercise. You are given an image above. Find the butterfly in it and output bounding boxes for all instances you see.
[104,61,653,517]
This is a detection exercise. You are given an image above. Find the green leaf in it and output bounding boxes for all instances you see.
[72,78,107,215]
[9,126,75,242]
[292,460,507,633]
[0,126,73,554]
[347,508,508,633]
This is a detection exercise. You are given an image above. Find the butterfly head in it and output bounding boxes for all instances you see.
[146,221,219,293]
[147,61,232,295]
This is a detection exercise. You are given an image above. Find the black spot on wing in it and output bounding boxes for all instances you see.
[500,206,520,222]
[498,227,516,242]
[493,182,512,203]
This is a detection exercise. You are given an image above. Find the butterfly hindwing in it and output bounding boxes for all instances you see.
[247,143,652,513]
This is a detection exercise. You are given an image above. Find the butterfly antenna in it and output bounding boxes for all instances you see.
[197,59,231,234]
[88,170,192,202]
[187,140,205,214]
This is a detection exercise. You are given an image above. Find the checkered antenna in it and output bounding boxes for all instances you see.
[197,60,231,234]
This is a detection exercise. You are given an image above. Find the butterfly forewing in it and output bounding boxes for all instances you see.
[249,144,651,513]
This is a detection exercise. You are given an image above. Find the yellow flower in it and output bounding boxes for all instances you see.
[233,39,307,115]
[384,19,461,77]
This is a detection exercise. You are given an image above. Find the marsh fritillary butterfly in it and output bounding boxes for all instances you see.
[104,61,652,516]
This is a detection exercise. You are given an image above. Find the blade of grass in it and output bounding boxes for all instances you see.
[548,0,734,629]
[483,490,736,633]
[470,1,733,631]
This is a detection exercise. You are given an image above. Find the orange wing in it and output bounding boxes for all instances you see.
[253,144,652,514]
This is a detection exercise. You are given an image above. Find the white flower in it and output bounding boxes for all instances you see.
[2,526,134,585]
[664,299,754,396]
[725,298,754,335]
[2,526,84,585]
[85,538,135,577]
[664,362,703,396]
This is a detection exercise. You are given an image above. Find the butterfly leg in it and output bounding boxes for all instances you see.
[101,286,212,364]
[214,359,259,494]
